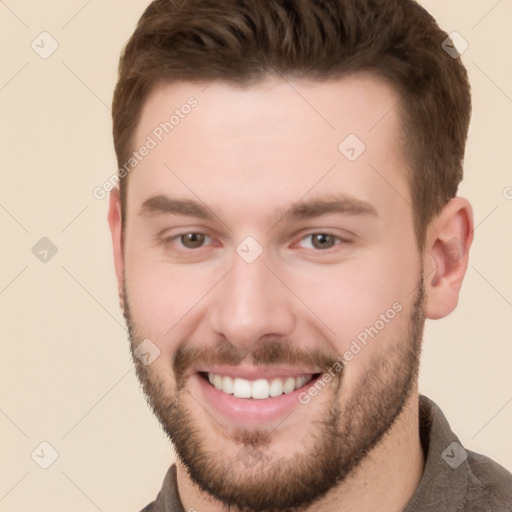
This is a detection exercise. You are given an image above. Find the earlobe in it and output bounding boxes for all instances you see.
[107,188,125,310]
[424,197,474,320]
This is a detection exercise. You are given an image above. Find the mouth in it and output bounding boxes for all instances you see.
[192,368,325,424]
[198,371,322,400]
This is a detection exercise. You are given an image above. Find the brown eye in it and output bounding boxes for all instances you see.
[298,233,340,250]
[311,234,336,249]
[180,233,206,248]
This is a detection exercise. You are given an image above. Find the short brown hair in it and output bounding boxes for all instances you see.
[112,0,471,249]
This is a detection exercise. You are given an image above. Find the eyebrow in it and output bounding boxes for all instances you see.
[139,193,378,222]
[283,195,378,220]
[140,196,212,219]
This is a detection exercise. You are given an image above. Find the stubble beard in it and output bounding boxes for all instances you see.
[124,275,425,512]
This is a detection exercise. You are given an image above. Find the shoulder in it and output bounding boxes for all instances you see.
[463,449,512,511]
[409,396,512,512]
[137,464,183,512]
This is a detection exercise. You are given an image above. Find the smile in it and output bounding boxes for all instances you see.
[202,372,317,400]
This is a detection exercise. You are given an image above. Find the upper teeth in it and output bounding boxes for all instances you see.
[207,373,313,399]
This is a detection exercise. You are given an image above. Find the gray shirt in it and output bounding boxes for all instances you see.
[140,395,512,511]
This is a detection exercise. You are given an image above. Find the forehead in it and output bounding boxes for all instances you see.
[128,74,409,223]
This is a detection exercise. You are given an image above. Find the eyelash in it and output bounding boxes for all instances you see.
[161,232,349,251]
[295,233,347,250]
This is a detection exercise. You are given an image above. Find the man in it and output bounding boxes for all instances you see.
[108,0,512,510]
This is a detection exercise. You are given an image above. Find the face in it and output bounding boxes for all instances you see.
[116,75,427,511]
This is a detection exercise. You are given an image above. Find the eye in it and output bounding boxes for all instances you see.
[176,232,211,249]
[298,233,342,250]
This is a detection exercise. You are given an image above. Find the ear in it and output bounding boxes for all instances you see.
[108,188,125,309]
[424,197,474,320]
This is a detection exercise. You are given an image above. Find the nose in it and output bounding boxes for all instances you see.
[208,254,295,352]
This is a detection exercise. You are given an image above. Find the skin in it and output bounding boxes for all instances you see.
[108,75,473,511]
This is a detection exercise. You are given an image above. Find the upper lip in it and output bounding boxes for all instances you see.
[193,365,324,380]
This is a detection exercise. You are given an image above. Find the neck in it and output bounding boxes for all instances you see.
[176,389,424,512]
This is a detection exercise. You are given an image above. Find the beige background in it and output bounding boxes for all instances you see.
[1,1,511,510]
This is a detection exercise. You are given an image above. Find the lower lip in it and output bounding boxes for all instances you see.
[194,373,320,424]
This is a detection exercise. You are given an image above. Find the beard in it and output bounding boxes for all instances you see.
[123,273,426,512]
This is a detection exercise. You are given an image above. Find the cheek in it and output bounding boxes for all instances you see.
[124,249,216,343]
[287,250,417,353]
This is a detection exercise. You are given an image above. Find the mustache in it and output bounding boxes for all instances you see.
[172,337,340,386]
